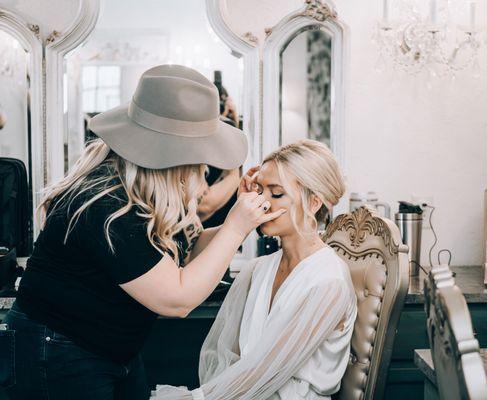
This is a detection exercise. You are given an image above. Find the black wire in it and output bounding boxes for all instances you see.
[411,260,429,274]
[422,204,454,267]
[405,204,454,277]
[410,259,455,277]
[423,205,438,267]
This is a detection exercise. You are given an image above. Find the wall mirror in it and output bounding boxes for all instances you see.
[0,30,33,256]
[262,1,346,172]
[0,10,43,246]
[280,27,332,147]
[0,30,31,179]
[63,0,245,173]
[262,1,347,215]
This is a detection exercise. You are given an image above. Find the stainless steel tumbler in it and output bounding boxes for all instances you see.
[395,212,422,276]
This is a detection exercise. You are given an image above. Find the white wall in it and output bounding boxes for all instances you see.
[339,0,487,267]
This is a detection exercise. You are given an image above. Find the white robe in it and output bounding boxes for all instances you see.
[152,245,357,400]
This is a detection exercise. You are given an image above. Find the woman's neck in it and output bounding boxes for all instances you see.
[279,231,326,273]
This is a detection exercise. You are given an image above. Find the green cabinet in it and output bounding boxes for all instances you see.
[384,303,487,400]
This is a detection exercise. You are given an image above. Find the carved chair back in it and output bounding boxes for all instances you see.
[424,264,487,400]
[322,206,410,400]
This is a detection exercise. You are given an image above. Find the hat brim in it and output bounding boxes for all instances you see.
[88,103,248,170]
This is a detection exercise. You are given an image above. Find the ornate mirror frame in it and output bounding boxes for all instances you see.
[44,0,100,184]
[262,0,347,176]
[206,0,261,260]
[0,9,44,237]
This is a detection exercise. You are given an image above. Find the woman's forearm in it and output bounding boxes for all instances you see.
[198,169,239,222]
[178,224,244,311]
[188,226,221,262]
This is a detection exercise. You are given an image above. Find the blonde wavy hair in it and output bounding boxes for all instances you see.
[263,139,345,236]
[38,138,206,265]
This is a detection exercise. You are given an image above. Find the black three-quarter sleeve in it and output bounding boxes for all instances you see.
[75,194,164,284]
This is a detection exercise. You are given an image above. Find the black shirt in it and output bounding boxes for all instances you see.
[16,171,171,363]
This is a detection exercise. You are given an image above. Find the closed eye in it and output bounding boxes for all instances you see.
[271,194,284,199]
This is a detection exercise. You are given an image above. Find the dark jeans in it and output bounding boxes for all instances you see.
[1,302,149,400]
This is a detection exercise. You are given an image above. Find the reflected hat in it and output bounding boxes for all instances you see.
[89,64,248,170]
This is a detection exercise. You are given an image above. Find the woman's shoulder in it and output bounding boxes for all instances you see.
[308,246,352,285]
[315,248,356,305]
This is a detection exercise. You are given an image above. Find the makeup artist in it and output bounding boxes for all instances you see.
[2,65,285,400]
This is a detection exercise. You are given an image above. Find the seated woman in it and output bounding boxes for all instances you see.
[152,139,357,400]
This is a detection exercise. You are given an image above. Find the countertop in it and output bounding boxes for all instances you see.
[406,265,487,304]
[1,266,486,317]
[414,348,487,386]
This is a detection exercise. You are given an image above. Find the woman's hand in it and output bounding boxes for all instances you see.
[238,165,260,196]
[223,191,286,239]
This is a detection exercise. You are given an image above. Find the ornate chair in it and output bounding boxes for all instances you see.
[424,264,487,400]
[322,206,410,400]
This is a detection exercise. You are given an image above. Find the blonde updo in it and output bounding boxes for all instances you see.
[263,139,345,234]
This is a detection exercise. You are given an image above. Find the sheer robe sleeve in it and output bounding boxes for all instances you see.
[198,258,258,384]
[151,270,352,400]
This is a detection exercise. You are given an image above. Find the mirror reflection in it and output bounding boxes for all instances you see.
[64,0,244,174]
[0,30,33,258]
[280,27,332,147]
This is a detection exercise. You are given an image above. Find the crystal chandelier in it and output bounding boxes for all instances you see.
[373,0,482,78]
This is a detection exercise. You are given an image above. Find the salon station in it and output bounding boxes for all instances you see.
[0,0,486,399]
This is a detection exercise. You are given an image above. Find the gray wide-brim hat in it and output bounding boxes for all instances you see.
[89,64,248,170]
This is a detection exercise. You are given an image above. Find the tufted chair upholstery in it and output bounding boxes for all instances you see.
[322,206,409,400]
[424,264,487,400]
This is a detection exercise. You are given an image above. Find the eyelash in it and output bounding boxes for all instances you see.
[271,194,284,199]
